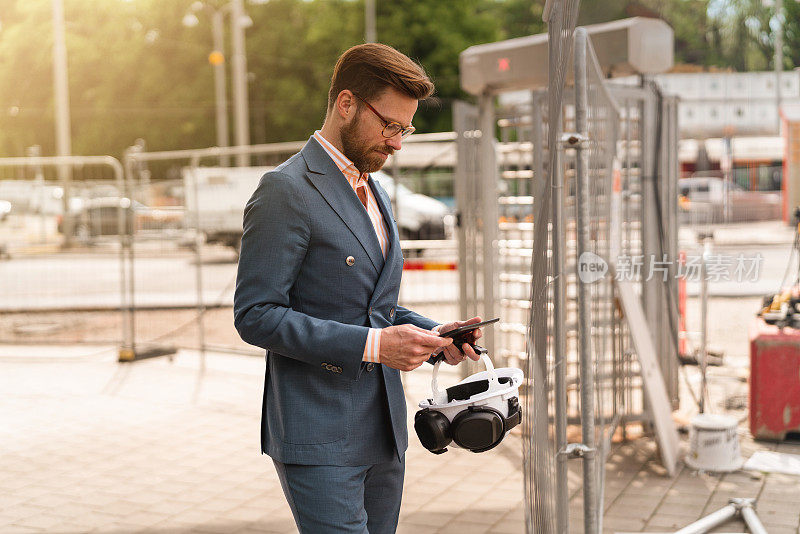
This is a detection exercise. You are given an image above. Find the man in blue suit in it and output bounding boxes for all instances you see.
[234,43,483,533]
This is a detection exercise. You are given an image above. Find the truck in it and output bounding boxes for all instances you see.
[182,166,274,253]
[182,166,454,253]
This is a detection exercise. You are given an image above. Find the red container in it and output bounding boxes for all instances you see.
[749,318,800,440]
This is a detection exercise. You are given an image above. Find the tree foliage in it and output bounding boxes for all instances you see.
[0,0,796,161]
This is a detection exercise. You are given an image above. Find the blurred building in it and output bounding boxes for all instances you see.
[654,70,800,138]
[638,70,798,191]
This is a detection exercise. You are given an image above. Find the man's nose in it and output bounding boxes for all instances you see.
[386,135,402,151]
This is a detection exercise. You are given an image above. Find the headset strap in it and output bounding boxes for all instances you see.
[431,353,499,404]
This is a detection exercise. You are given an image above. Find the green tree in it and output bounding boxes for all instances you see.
[376,0,503,133]
[13,0,795,163]
[0,0,220,159]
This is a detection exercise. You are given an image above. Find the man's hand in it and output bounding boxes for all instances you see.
[380,324,453,371]
[435,316,484,365]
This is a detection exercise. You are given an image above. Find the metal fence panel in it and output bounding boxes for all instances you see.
[0,156,127,347]
[120,141,459,359]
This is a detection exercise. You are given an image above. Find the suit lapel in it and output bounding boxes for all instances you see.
[301,138,384,273]
[368,176,403,305]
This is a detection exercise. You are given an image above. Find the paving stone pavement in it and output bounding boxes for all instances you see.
[2,345,800,533]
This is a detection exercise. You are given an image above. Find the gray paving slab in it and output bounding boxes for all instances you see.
[2,345,800,534]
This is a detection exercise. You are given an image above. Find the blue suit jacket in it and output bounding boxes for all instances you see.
[234,136,438,466]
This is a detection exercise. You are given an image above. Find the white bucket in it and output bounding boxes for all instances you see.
[685,413,743,472]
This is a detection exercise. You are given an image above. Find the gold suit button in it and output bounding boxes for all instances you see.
[389,307,395,318]
[346,256,355,266]
[366,363,374,372]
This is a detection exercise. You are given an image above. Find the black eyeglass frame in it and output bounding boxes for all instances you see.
[352,92,416,139]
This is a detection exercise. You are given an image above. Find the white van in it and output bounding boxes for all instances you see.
[182,166,453,252]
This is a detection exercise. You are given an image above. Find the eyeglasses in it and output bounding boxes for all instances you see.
[352,92,415,139]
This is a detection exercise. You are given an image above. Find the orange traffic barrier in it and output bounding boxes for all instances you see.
[403,261,457,271]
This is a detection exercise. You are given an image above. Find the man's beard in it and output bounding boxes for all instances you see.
[340,115,394,174]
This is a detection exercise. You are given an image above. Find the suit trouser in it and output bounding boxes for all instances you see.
[272,455,405,534]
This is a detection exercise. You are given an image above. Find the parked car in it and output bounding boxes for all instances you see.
[370,171,454,240]
[58,197,184,242]
[679,174,781,224]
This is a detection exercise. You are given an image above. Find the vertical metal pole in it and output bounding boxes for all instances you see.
[230,0,250,167]
[111,159,130,360]
[122,150,137,358]
[669,97,680,404]
[623,99,632,257]
[392,154,400,234]
[776,0,783,131]
[365,0,376,43]
[640,80,661,397]
[212,10,230,167]
[190,156,207,370]
[479,93,497,358]
[51,0,74,247]
[532,92,544,210]
[553,127,569,534]
[528,88,554,534]
[699,238,710,413]
[454,102,470,324]
[573,28,599,534]
[545,3,569,528]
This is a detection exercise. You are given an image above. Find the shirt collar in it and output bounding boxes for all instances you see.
[313,130,368,184]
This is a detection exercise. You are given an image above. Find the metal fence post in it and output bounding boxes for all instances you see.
[479,92,498,358]
[553,124,569,534]
[189,155,207,371]
[454,101,471,324]
[527,87,557,534]
[573,27,599,534]
[121,148,137,360]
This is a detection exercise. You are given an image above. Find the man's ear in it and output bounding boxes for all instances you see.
[335,90,357,120]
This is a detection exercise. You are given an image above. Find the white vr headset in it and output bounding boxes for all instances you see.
[414,354,523,454]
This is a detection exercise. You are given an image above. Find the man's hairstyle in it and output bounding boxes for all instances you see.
[327,43,434,110]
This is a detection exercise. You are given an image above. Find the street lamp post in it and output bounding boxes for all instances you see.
[230,0,250,167]
[52,0,74,246]
[776,0,783,132]
[210,10,230,166]
[184,0,252,167]
[365,0,376,43]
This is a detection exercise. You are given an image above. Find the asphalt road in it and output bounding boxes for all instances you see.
[0,237,796,312]
[0,246,240,311]
[0,245,460,311]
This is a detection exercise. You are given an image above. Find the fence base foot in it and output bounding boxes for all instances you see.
[118,344,177,363]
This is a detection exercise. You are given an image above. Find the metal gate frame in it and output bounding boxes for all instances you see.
[456,17,680,534]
